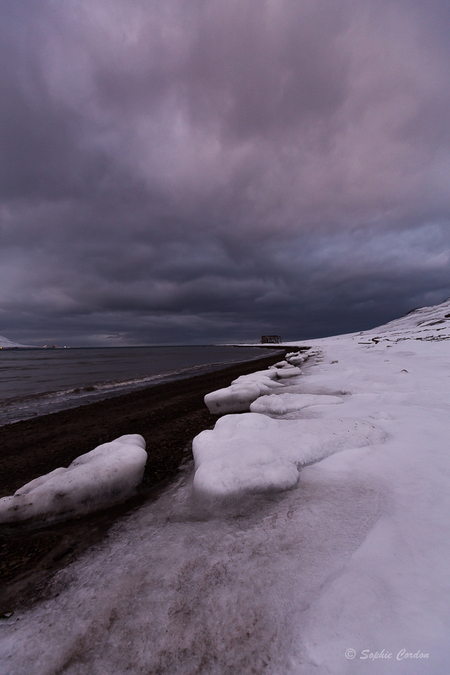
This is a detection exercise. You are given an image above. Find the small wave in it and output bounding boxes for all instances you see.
[0,350,275,427]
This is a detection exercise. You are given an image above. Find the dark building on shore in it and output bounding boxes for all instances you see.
[261,335,282,344]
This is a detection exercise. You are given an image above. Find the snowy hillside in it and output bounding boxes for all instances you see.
[2,300,450,674]
[0,334,35,348]
[357,298,450,342]
[285,297,450,347]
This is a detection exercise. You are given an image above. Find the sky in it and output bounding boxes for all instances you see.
[1,0,450,346]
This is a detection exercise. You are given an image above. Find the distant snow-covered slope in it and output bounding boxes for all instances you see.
[279,298,450,348]
[0,334,36,348]
[360,297,450,342]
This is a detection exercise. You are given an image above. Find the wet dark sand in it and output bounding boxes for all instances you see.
[0,349,298,613]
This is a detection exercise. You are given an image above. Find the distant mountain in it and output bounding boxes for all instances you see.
[0,334,37,348]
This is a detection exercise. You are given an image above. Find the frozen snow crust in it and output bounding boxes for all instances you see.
[250,392,342,415]
[0,434,147,525]
[193,413,385,497]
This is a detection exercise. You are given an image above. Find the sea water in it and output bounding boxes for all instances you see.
[0,345,270,426]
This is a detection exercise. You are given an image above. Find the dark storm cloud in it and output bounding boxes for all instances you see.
[1,0,450,345]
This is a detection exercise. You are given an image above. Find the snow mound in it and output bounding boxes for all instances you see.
[205,370,284,414]
[285,353,305,366]
[274,365,302,378]
[231,369,279,383]
[0,434,147,525]
[204,356,306,414]
[250,392,343,415]
[204,383,269,414]
[192,413,385,497]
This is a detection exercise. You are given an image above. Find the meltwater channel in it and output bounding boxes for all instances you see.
[0,345,270,426]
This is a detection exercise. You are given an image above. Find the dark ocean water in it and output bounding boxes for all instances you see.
[0,345,273,426]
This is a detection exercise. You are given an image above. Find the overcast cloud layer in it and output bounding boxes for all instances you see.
[1,0,450,346]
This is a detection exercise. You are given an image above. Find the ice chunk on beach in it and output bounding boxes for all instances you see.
[192,413,385,497]
[232,369,279,383]
[204,383,266,413]
[204,369,284,414]
[275,365,302,378]
[250,392,343,415]
[286,354,305,366]
[232,373,283,390]
[0,434,147,525]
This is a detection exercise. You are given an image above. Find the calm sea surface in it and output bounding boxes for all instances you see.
[0,346,273,427]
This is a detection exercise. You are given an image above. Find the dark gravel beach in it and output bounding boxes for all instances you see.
[0,349,291,613]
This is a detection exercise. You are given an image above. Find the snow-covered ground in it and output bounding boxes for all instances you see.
[2,301,450,674]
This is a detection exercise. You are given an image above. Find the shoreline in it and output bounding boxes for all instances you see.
[0,350,287,612]
[0,345,278,428]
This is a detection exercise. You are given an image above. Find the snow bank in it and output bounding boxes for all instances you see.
[0,434,147,525]
[203,359,305,414]
[231,369,279,383]
[192,412,385,497]
[250,392,342,415]
[274,365,302,378]
[204,382,269,414]
[285,353,305,366]
[204,369,284,414]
